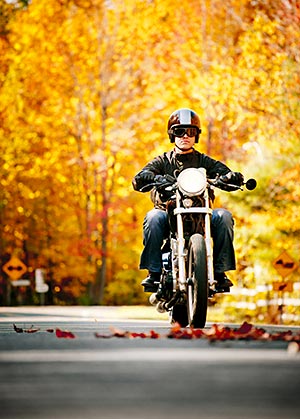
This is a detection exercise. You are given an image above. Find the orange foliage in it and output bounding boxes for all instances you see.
[0,0,299,310]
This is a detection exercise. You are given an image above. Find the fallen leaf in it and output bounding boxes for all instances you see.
[55,328,76,339]
[149,330,160,339]
[11,321,300,345]
[13,324,23,333]
[95,332,113,338]
[191,328,204,338]
[25,327,40,333]
[168,324,194,339]
[235,321,253,335]
[130,332,147,338]
[109,326,130,338]
[203,324,235,341]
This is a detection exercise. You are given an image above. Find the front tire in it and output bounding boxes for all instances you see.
[170,304,188,327]
[187,234,208,328]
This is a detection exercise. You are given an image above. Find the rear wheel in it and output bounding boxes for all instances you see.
[186,234,208,328]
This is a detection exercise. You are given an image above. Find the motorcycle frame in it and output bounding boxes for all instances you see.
[173,176,215,293]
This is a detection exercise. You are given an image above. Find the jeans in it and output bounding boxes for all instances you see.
[140,208,236,274]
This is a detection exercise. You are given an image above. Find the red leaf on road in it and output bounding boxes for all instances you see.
[13,324,39,333]
[25,327,40,333]
[55,328,76,339]
[95,332,113,338]
[235,321,253,335]
[191,328,204,338]
[149,329,160,339]
[130,330,161,339]
[270,330,293,341]
[109,327,130,338]
[168,323,194,339]
[130,332,148,338]
[203,324,235,341]
[11,321,300,347]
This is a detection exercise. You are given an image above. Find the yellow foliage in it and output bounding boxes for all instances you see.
[0,0,299,314]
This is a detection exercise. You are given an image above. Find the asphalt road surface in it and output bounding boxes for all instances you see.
[0,306,299,419]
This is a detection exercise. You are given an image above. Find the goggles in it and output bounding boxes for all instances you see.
[172,126,199,138]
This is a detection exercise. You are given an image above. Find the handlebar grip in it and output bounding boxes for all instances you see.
[245,178,257,190]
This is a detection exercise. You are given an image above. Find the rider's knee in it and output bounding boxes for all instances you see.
[212,208,234,226]
[144,208,168,226]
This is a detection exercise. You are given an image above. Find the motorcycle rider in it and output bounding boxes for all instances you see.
[132,108,244,292]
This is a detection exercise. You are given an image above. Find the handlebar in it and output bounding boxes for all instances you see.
[139,174,176,192]
[208,177,257,191]
[140,174,257,193]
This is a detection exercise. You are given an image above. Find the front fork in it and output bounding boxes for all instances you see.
[204,193,215,288]
[174,193,187,293]
[174,189,215,292]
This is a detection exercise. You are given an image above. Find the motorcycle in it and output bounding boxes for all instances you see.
[143,168,256,328]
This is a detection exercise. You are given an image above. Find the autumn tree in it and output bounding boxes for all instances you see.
[0,0,299,316]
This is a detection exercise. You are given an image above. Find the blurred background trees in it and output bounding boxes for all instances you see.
[0,0,299,321]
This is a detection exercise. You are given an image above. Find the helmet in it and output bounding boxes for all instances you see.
[167,108,201,143]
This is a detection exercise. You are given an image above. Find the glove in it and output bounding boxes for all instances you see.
[220,171,244,186]
[133,171,174,193]
[155,176,175,201]
[141,171,156,182]
[154,175,167,184]
[132,170,156,192]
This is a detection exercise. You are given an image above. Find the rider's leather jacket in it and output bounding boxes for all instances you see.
[132,149,233,209]
[133,149,232,190]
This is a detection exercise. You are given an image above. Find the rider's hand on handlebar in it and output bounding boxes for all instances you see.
[136,172,176,193]
[141,171,156,182]
[210,172,244,192]
[220,171,244,186]
[153,174,166,184]
[155,175,175,201]
[139,172,172,185]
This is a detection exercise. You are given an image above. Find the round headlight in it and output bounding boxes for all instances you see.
[177,168,206,196]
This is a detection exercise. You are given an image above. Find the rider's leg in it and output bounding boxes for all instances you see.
[211,208,235,287]
[140,208,169,274]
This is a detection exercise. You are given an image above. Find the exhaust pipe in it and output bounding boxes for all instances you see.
[156,301,167,313]
[150,290,184,313]
[149,294,169,313]
[149,293,159,306]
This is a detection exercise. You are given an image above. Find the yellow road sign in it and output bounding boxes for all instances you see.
[272,251,298,278]
[272,281,293,292]
[2,257,28,280]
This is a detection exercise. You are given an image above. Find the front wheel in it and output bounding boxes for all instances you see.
[169,304,189,327]
[187,234,208,328]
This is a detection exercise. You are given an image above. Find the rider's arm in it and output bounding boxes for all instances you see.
[201,154,231,177]
[201,154,244,186]
[132,156,165,192]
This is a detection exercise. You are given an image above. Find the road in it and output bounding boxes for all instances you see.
[0,306,299,419]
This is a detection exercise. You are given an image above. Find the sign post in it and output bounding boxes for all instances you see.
[272,251,298,323]
[35,269,49,305]
[2,257,29,305]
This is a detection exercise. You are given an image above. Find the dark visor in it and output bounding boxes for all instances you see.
[172,127,199,137]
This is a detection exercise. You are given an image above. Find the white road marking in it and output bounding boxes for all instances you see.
[0,348,299,363]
